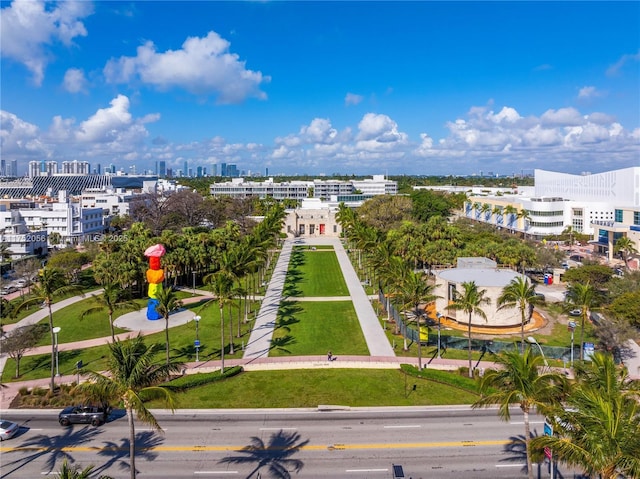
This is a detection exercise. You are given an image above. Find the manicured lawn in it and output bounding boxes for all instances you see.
[148,368,480,409]
[270,301,369,356]
[1,298,259,383]
[284,250,348,297]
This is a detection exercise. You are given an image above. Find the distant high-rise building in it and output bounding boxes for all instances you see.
[157,160,166,177]
[166,167,173,178]
[29,161,40,178]
[183,161,188,176]
[210,163,217,176]
[227,164,239,177]
[0,159,5,176]
[196,166,203,177]
[220,163,227,177]
[10,160,17,176]
[202,167,207,176]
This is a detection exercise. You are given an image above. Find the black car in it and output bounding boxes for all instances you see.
[59,405,109,426]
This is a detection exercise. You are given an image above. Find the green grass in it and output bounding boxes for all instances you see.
[284,250,348,297]
[270,301,369,356]
[147,368,480,409]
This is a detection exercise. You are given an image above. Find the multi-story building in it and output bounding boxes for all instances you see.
[283,198,342,238]
[464,167,640,240]
[592,206,640,267]
[312,179,355,199]
[210,177,309,201]
[351,175,398,195]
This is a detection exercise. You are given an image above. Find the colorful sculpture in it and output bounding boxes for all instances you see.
[144,244,166,320]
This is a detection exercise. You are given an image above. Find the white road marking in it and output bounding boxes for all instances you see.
[383,425,421,428]
[259,427,297,430]
[346,469,389,473]
[194,472,238,475]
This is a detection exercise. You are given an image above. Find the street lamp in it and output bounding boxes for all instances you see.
[192,271,196,296]
[527,336,549,368]
[568,320,576,366]
[193,315,201,362]
[52,326,61,377]
[436,313,442,359]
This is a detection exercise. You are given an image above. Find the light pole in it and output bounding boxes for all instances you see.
[568,320,576,366]
[192,271,196,296]
[436,313,442,359]
[52,326,61,377]
[527,336,549,368]
[193,315,201,362]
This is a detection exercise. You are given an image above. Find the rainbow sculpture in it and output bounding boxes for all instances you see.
[144,243,166,320]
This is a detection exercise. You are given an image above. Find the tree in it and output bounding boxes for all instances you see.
[531,353,640,479]
[562,264,613,287]
[82,283,141,341]
[565,282,600,361]
[503,205,518,232]
[76,335,183,479]
[0,241,12,263]
[613,236,638,269]
[473,348,568,479]
[497,276,542,354]
[409,189,453,222]
[56,459,113,479]
[608,290,640,328]
[399,271,439,370]
[15,267,84,391]
[446,281,490,378]
[2,324,48,378]
[154,287,183,366]
[204,270,234,374]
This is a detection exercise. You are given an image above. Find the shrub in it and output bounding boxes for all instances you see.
[164,366,243,391]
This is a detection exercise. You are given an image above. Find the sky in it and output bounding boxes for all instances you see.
[1,1,639,178]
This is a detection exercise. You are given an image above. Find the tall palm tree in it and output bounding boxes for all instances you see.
[81,283,141,341]
[154,287,183,365]
[531,352,640,479]
[565,282,599,361]
[15,267,83,391]
[56,459,113,479]
[76,335,183,479]
[613,236,638,269]
[473,348,568,479]
[446,281,490,378]
[204,270,234,374]
[497,276,542,354]
[399,271,439,370]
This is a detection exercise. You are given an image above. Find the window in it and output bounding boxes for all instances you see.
[309,224,315,235]
[615,209,623,222]
[634,211,640,226]
[299,224,305,235]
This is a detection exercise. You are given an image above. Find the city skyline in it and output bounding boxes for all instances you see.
[1,1,638,177]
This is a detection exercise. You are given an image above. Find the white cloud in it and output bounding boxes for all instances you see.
[0,110,44,155]
[357,113,407,144]
[0,0,92,86]
[103,31,270,104]
[63,68,88,93]
[345,92,364,106]
[606,49,640,76]
[540,107,584,126]
[577,86,606,100]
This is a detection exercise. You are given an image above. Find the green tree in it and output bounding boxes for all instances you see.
[15,267,83,391]
[608,290,640,328]
[154,287,183,365]
[473,348,568,479]
[562,264,613,287]
[497,276,542,353]
[565,282,600,361]
[613,236,638,269]
[204,270,234,373]
[399,271,439,370]
[76,335,183,479]
[82,283,141,341]
[56,459,113,479]
[531,353,640,479]
[446,281,490,378]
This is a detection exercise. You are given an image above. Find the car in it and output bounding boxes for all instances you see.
[0,420,20,441]
[534,292,546,302]
[59,405,109,427]
[569,309,582,317]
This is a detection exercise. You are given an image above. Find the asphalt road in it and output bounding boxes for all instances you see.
[0,407,577,479]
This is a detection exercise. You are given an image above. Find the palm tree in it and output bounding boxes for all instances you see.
[154,287,183,365]
[81,283,141,341]
[473,348,568,479]
[497,276,542,354]
[446,281,490,378]
[76,335,183,479]
[565,282,599,361]
[204,270,234,374]
[531,352,640,479]
[504,205,518,233]
[56,459,113,479]
[399,271,439,370]
[15,267,83,391]
[613,236,638,269]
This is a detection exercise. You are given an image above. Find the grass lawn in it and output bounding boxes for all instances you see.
[270,301,369,356]
[284,250,348,297]
[148,368,480,409]
[1,298,259,383]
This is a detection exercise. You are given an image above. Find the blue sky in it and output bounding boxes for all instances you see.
[1,1,639,177]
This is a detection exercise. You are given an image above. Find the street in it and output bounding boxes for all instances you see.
[0,407,578,478]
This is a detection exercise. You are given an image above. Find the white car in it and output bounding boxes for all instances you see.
[0,420,20,441]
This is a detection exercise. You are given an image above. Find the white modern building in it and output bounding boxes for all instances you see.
[351,175,398,195]
[464,167,640,240]
[283,198,342,238]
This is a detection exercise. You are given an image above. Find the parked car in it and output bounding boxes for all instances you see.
[0,420,20,440]
[59,405,109,427]
[569,309,582,317]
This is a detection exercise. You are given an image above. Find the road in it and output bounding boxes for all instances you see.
[0,407,575,479]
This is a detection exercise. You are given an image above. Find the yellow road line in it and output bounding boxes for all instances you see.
[1,439,510,453]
